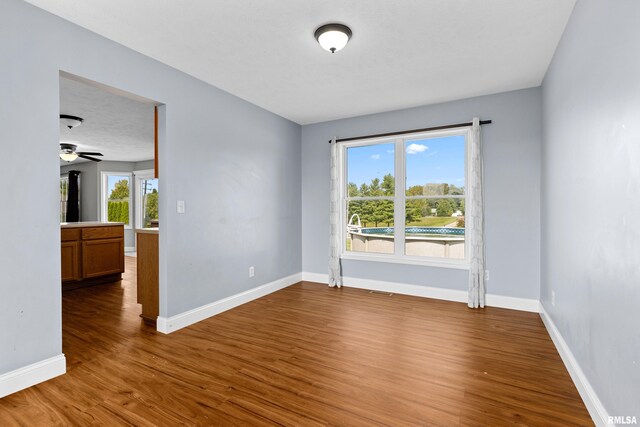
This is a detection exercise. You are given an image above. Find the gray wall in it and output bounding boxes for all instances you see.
[60,161,98,222]
[541,0,640,418]
[134,160,155,171]
[0,0,301,375]
[302,88,542,299]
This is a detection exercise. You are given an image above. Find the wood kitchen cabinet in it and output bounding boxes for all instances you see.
[136,229,158,325]
[61,241,80,281]
[61,222,125,289]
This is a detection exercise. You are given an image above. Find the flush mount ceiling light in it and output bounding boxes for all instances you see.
[314,23,352,53]
[60,114,84,129]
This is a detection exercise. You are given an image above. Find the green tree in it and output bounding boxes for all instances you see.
[368,178,381,196]
[381,174,394,196]
[436,199,454,217]
[360,200,375,226]
[109,179,129,200]
[406,185,423,196]
[107,179,130,224]
[107,201,129,224]
[379,200,394,226]
[348,182,359,197]
[144,189,159,227]
[406,185,429,218]
[405,200,422,223]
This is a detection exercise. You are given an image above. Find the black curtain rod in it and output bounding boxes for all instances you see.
[328,120,492,143]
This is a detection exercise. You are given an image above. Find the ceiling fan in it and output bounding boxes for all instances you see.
[59,143,103,162]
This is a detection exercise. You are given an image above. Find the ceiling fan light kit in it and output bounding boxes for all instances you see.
[59,152,79,162]
[59,143,104,162]
[59,115,104,162]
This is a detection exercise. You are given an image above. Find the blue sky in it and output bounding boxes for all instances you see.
[347,135,465,190]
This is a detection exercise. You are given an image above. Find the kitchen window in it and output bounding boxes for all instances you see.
[101,172,133,228]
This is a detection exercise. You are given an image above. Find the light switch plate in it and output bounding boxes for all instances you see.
[177,200,185,214]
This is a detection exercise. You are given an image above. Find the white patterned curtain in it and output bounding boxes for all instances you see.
[329,138,343,287]
[468,118,485,308]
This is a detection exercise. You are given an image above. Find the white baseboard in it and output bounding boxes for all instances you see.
[301,272,539,312]
[0,354,66,398]
[539,304,609,426]
[125,246,136,252]
[485,293,540,313]
[301,271,330,284]
[343,275,468,303]
[157,273,302,334]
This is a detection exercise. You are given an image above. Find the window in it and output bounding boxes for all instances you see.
[101,172,133,228]
[340,128,470,268]
[60,175,69,223]
[134,170,159,229]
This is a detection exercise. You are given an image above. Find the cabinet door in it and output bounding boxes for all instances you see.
[82,238,124,279]
[61,241,80,282]
[137,232,159,322]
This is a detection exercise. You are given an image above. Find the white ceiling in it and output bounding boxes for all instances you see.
[35,0,575,125]
[60,76,154,165]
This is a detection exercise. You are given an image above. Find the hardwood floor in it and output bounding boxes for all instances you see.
[0,257,592,426]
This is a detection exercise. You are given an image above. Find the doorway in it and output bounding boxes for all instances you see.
[58,71,163,365]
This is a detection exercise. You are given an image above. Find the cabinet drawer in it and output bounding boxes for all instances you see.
[61,228,81,242]
[82,226,124,240]
[82,238,124,278]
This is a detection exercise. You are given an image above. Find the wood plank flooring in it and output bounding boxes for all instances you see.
[0,257,592,426]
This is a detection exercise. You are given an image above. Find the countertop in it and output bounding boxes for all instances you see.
[135,228,159,234]
[61,222,125,229]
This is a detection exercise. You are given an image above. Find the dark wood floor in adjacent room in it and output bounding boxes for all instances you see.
[0,257,592,426]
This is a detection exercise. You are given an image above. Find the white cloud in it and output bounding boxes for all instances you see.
[406,143,428,154]
[387,149,394,153]
[371,154,380,160]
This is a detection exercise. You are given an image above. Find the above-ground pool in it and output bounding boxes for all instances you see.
[348,226,465,258]
[359,226,464,236]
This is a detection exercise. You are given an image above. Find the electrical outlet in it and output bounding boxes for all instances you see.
[176,200,185,214]
[249,266,255,278]
[484,270,490,281]
[551,291,556,306]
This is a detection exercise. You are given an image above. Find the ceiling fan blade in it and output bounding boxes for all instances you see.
[76,151,103,156]
[78,154,103,162]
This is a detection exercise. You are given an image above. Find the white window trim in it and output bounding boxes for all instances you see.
[133,169,156,229]
[338,127,472,269]
[60,173,69,224]
[100,171,133,229]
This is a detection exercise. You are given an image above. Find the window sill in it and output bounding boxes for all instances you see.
[340,252,470,270]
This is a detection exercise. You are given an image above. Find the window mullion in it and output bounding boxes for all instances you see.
[394,139,405,255]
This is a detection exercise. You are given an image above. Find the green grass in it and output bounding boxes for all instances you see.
[353,216,459,228]
[407,216,459,227]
